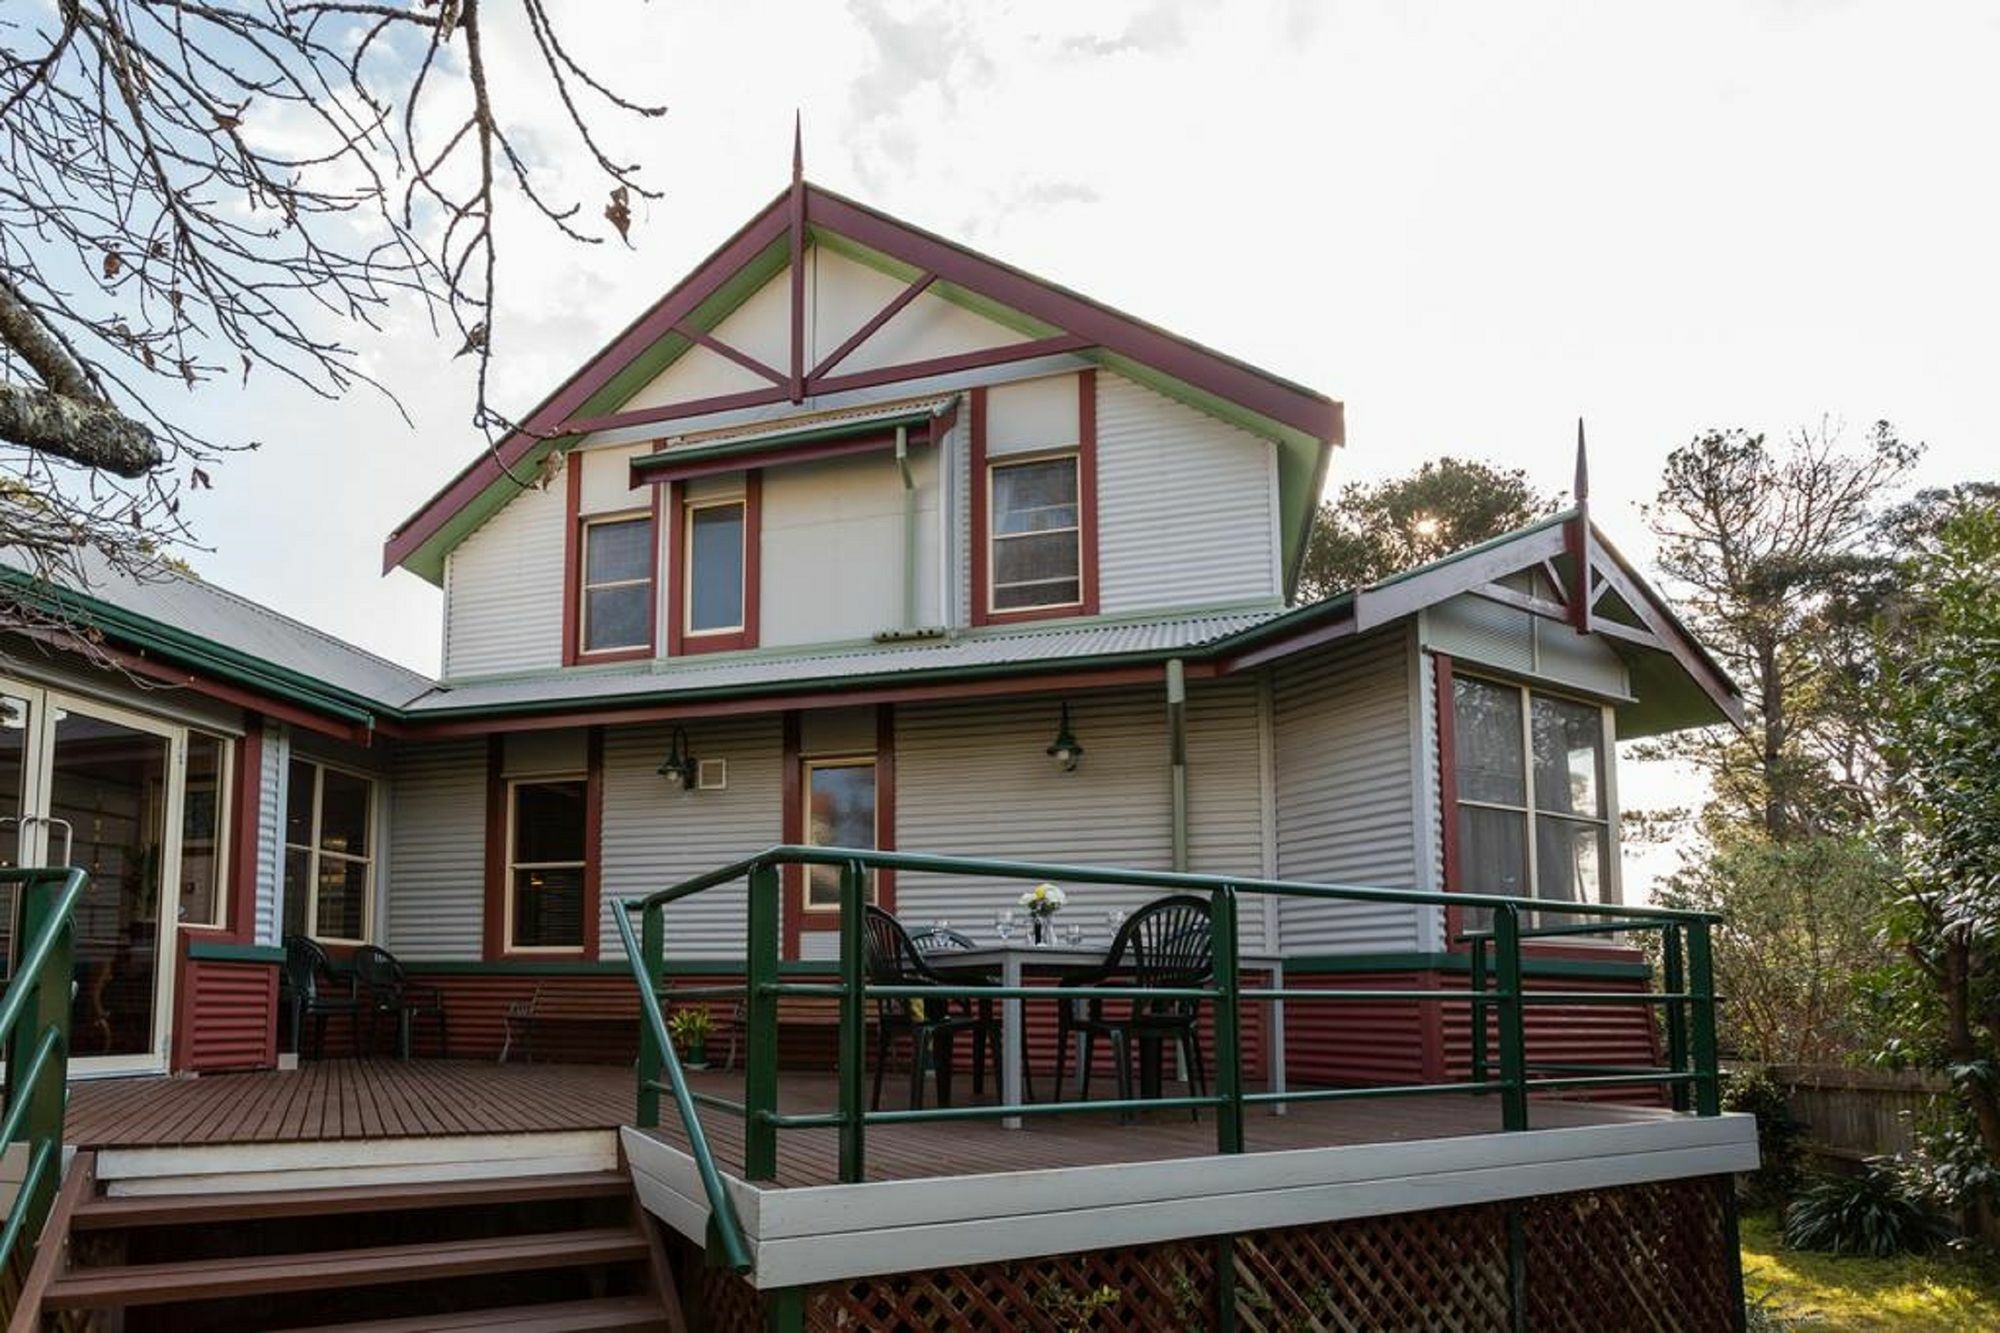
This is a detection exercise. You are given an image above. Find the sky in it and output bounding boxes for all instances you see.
[157,0,2000,896]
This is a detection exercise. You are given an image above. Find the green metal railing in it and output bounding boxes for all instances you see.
[618,846,1723,1272]
[0,867,88,1282]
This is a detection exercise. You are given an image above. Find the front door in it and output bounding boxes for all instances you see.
[0,680,183,1075]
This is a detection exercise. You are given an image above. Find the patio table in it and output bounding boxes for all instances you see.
[923,945,1286,1129]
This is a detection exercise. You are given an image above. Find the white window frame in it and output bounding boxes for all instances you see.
[683,495,748,638]
[987,451,1083,615]
[177,729,234,931]
[801,754,878,912]
[1452,674,1621,920]
[578,510,656,655]
[504,773,591,955]
[283,758,376,946]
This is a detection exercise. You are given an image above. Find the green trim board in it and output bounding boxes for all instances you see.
[185,940,286,965]
[398,958,838,977]
[1285,951,1654,981]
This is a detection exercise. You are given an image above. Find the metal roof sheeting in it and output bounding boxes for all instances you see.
[405,610,1284,714]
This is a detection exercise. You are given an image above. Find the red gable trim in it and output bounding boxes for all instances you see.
[384,181,1341,576]
[383,191,795,574]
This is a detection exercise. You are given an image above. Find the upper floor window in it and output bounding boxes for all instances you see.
[686,499,747,635]
[507,778,588,951]
[283,758,374,944]
[989,454,1081,614]
[580,513,655,655]
[1452,675,1612,920]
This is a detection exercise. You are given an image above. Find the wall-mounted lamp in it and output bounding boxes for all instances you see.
[1046,702,1084,773]
[657,726,699,791]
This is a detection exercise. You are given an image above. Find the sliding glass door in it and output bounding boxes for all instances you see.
[0,678,186,1074]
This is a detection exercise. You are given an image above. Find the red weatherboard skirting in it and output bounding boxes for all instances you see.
[179,956,279,1073]
[968,371,1100,628]
[666,472,762,657]
[1281,968,1663,1107]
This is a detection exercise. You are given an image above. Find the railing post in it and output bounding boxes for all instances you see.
[8,873,72,1231]
[744,860,782,1181]
[1470,934,1489,1095]
[1685,918,1721,1116]
[1212,885,1244,1154]
[637,903,665,1129]
[1493,905,1528,1132]
[836,859,867,1184]
[1662,923,1690,1113]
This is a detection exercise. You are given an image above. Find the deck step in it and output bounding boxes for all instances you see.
[43,1226,649,1310]
[285,1294,671,1331]
[72,1169,632,1229]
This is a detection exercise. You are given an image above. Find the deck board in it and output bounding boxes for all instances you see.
[66,1059,1660,1186]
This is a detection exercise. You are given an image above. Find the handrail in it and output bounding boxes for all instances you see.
[609,905,752,1273]
[634,845,1720,924]
[0,866,89,1296]
[619,845,1724,1269]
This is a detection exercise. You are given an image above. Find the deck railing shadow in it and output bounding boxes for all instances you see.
[614,846,1723,1275]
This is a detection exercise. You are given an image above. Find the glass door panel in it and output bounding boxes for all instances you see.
[0,689,32,980]
[47,707,172,1060]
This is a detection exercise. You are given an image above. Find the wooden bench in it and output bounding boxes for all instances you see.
[499,986,638,1063]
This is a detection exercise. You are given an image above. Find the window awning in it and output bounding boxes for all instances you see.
[628,395,959,487]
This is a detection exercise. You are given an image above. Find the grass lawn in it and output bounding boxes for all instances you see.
[1741,1211,2000,1330]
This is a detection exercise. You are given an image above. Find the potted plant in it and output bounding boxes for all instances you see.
[667,1005,713,1069]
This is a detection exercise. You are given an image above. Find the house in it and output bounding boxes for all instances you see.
[0,168,1756,1330]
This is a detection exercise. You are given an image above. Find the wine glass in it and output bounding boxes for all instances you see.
[1104,907,1126,939]
[1064,920,1086,947]
[994,909,1017,944]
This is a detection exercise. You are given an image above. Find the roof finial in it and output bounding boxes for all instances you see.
[792,110,803,185]
[1574,417,1590,505]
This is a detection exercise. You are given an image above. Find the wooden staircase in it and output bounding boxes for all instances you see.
[14,1155,682,1331]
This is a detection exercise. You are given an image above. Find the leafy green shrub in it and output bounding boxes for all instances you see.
[1784,1161,1954,1257]
[1724,1066,1809,1205]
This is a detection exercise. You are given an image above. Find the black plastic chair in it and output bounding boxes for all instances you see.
[864,906,1002,1112]
[281,935,363,1060]
[1053,895,1213,1116]
[352,944,448,1059]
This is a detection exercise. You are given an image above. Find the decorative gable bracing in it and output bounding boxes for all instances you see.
[385,176,1341,590]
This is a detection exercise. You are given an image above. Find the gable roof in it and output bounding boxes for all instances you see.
[384,179,1343,588]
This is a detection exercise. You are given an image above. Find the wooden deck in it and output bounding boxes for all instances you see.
[64,1058,1657,1174]
[640,1073,1659,1189]
[65,1060,635,1148]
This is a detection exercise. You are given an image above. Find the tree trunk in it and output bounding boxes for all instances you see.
[1758,634,1788,839]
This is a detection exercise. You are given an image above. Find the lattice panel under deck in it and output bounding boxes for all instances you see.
[1234,1204,1511,1332]
[804,1235,1215,1331]
[684,1175,1740,1331]
[1523,1176,1737,1332]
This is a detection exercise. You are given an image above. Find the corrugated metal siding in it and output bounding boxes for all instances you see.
[1272,631,1426,953]
[442,469,567,680]
[384,738,488,960]
[599,717,783,961]
[893,687,1274,952]
[185,959,278,1072]
[1096,373,1280,614]
[254,719,285,948]
[1187,678,1267,887]
[1443,970,1665,1106]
